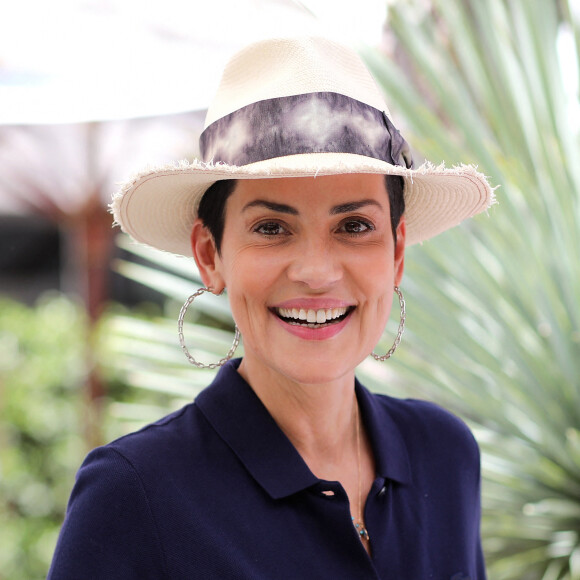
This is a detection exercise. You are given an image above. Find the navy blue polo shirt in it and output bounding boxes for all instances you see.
[48,359,485,579]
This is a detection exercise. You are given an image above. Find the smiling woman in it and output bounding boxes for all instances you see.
[49,36,495,579]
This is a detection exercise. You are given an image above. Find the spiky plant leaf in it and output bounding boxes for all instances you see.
[358,0,580,577]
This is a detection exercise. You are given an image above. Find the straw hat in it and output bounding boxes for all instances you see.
[111,36,495,257]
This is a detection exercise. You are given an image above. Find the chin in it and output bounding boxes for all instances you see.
[275,353,363,387]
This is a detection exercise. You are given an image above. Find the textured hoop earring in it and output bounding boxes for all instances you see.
[371,286,406,361]
[178,287,241,369]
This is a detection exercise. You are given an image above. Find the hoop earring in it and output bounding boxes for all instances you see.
[371,286,406,361]
[178,287,241,369]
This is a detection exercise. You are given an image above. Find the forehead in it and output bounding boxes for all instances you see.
[231,173,389,208]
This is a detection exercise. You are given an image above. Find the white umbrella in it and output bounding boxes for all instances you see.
[0,0,332,124]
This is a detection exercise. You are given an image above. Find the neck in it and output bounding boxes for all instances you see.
[237,356,358,466]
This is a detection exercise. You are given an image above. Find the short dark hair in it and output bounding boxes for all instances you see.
[197,175,406,255]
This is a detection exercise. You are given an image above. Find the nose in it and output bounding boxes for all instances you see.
[286,237,343,290]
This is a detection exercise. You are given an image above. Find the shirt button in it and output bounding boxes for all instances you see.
[378,485,388,497]
[321,490,336,497]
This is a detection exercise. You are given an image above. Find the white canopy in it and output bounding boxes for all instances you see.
[0,0,387,124]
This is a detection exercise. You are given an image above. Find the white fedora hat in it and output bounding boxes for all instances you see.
[111,36,495,257]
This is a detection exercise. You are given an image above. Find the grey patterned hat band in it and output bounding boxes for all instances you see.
[199,91,414,170]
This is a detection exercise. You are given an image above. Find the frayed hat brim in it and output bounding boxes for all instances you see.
[111,152,496,257]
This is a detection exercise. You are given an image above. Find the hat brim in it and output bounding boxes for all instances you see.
[111,152,495,257]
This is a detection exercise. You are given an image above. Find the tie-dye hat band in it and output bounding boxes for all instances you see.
[199,91,414,169]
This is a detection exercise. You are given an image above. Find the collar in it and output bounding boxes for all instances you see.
[195,359,412,500]
[354,377,412,485]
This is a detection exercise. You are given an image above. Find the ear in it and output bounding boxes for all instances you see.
[191,219,226,292]
[393,216,406,288]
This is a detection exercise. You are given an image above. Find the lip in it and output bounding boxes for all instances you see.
[270,304,354,341]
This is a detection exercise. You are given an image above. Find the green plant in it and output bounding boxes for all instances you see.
[360,0,580,578]
[0,294,88,580]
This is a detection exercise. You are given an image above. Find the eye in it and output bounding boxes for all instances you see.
[339,219,374,235]
[254,221,289,236]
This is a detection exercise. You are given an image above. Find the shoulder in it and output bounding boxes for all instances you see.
[383,394,475,436]
[371,392,481,471]
[69,401,216,502]
[374,392,476,439]
[70,403,202,501]
[105,402,202,464]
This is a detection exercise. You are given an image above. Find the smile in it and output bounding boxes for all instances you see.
[273,306,354,328]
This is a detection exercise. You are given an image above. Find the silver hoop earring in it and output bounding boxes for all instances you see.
[371,286,406,361]
[177,287,241,369]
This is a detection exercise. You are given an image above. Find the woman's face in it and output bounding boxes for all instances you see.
[193,173,405,386]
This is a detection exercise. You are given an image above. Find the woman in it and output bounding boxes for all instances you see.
[49,36,494,579]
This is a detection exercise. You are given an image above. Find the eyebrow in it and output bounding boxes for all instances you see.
[242,198,384,215]
[329,199,384,215]
[242,200,299,215]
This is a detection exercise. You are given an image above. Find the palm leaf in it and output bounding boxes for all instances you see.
[359,0,580,577]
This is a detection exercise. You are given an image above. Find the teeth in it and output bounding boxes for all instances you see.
[276,306,349,324]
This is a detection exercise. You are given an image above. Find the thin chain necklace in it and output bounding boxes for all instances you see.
[352,405,370,542]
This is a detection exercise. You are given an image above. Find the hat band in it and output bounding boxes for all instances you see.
[199,92,413,169]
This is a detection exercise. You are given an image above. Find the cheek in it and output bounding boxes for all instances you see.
[221,250,280,319]
[356,247,396,287]
[356,252,396,319]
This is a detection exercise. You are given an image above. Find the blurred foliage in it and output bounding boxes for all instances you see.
[361,0,580,578]
[0,294,88,580]
[99,235,240,438]
[0,293,207,578]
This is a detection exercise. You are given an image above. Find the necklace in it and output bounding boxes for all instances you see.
[352,405,370,542]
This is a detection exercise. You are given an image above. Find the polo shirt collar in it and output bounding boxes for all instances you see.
[195,359,411,500]
[355,377,413,485]
[195,359,318,499]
